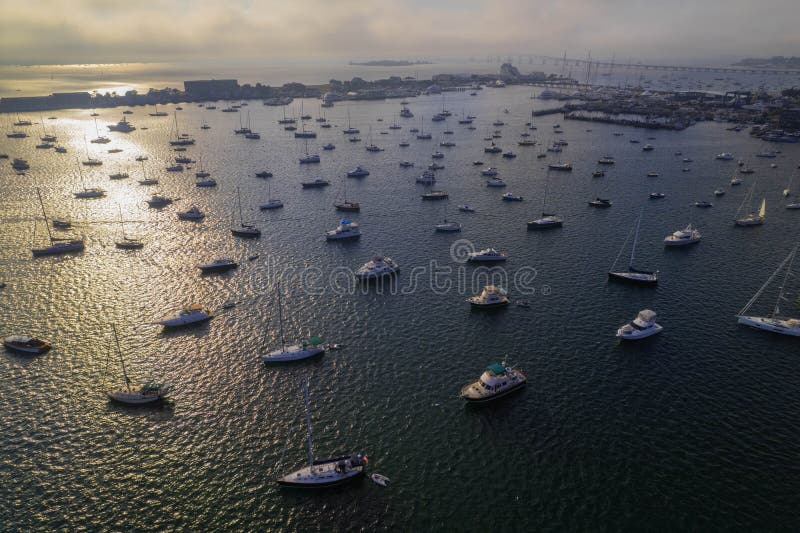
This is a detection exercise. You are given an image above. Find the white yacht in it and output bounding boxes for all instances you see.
[157,304,213,328]
[355,256,400,280]
[460,363,527,403]
[480,167,498,176]
[435,220,462,232]
[467,248,508,262]
[737,245,800,337]
[616,309,663,340]
[715,152,735,160]
[347,166,370,177]
[107,117,135,132]
[326,219,361,240]
[178,207,205,221]
[3,335,52,354]
[664,225,701,246]
[467,285,510,308]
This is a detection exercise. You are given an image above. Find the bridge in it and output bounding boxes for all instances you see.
[480,54,800,76]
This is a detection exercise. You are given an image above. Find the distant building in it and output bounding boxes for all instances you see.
[183,79,240,99]
[51,92,91,108]
[0,91,90,112]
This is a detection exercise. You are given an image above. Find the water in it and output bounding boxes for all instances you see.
[1,85,800,530]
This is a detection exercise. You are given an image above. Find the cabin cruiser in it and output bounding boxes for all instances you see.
[146,195,173,208]
[616,309,663,340]
[3,335,52,354]
[107,117,135,132]
[347,166,369,177]
[355,256,399,280]
[435,220,462,232]
[467,248,508,262]
[481,167,498,176]
[157,304,213,328]
[467,285,510,308]
[486,178,506,187]
[198,258,238,274]
[301,179,330,188]
[715,153,735,160]
[178,207,205,221]
[460,363,526,402]
[664,224,701,246]
[326,219,361,240]
[588,198,611,208]
[502,193,523,201]
[421,190,448,200]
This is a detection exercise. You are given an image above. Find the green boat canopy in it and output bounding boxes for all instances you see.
[308,336,323,346]
[486,363,506,375]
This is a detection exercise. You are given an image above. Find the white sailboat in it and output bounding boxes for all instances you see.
[231,186,261,238]
[734,183,765,226]
[106,324,169,405]
[74,157,106,198]
[260,284,325,363]
[608,210,658,284]
[276,381,367,488]
[737,245,800,337]
[527,171,563,229]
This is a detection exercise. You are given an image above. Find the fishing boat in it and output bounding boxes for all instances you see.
[276,381,366,487]
[608,211,658,284]
[3,335,52,354]
[31,188,85,256]
[106,324,169,405]
[736,245,800,337]
[460,362,526,402]
[231,186,261,238]
[734,184,765,226]
[260,286,326,364]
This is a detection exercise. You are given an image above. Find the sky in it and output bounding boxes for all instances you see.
[0,0,798,66]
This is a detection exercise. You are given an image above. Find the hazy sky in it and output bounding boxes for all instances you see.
[1,0,798,66]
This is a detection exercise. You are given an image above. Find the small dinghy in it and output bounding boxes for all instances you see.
[370,473,390,487]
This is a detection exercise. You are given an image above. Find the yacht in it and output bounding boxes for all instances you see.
[435,220,462,232]
[3,335,52,354]
[616,309,663,340]
[608,211,658,284]
[734,184,765,226]
[399,141,410,147]
[664,224,701,246]
[715,153,735,160]
[276,383,365,487]
[588,198,612,208]
[460,363,526,402]
[326,219,361,240]
[486,178,506,187]
[198,258,238,274]
[641,144,655,152]
[301,179,330,188]
[649,192,665,199]
[501,193,523,201]
[157,304,213,328]
[347,166,370,177]
[481,167,499,176]
[146,195,173,208]
[356,256,400,280]
[421,190,448,200]
[736,245,800,337]
[178,207,205,221]
[467,285,510,308]
[467,248,508,262]
[597,156,616,165]
[416,171,436,185]
[107,117,135,132]
[714,189,725,196]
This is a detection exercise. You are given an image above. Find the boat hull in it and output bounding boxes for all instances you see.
[608,271,658,284]
[737,316,800,337]
[260,346,325,363]
[461,380,526,403]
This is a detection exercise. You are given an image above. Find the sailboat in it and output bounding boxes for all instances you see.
[342,108,359,135]
[734,183,765,226]
[90,117,110,144]
[276,381,367,487]
[259,284,325,363]
[169,111,195,146]
[783,170,797,198]
[231,186,261,238]
[73,158,106,198]
[32,188,85,256]
[608,210,658,284]
[527,171,563,229]
[81,135,102,166]
[260,182,284,210]
[334,178,360,212]
[138,160,158,186]
[294,101,317,138]
[115,205,144,249]
[298,137,320,164]
[106,324,169,405]
[737,244,800,336]
[149,104,168,117]
[416,116,432,140]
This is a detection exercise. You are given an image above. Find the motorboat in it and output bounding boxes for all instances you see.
[473,160,485,166]
[322,143,335,150]
[502,151,517,159]
[642,144,655,151]
[178,207,205,221]
[11,158,30,170]
[646,171,659,177]
[146,195,173,208]
[588,198,611,208]
[157,304,213,328]
[74,187,106,199]
[399,161,414,168]
[467,285,510,308]
[694,201,713,208]
[355,256,400,280]
[481,167,498,176]
[301,179,330,188]
[467,248,508,262]
[715,153,735,160]
[435,220,462,232]
[198,258,238,274]
[399,141,410,147]
[714,189,725,196]
[458,205,475,212]
[664,224,701,246]
[548,162,573,171]
[592,170,606,178]
[3,335,52,354]
[460,362,526,402]
[107,117,135,132]
[731,177,743,186]
[431,151,444,159]
[486,178,506,187]
[649,192,665,199]
[421,190,448,200]
[255,171,273,178]
[347,166,370,177]
[501,193,523,202]
[428,162,445,171]
[326,219,361,240]
[616,309,663,340]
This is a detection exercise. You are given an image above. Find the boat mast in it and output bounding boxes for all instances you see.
[772,244,798,317]
[737,246,797,316]
[111,324,132,393]
[34,187,54,242]
[541,170,549,215]
[302,380,315,468]
[236,186,244,226]
[629,210,643,268]
[277,283,285,349]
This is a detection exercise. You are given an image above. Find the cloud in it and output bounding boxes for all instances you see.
[0,0,798,65]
